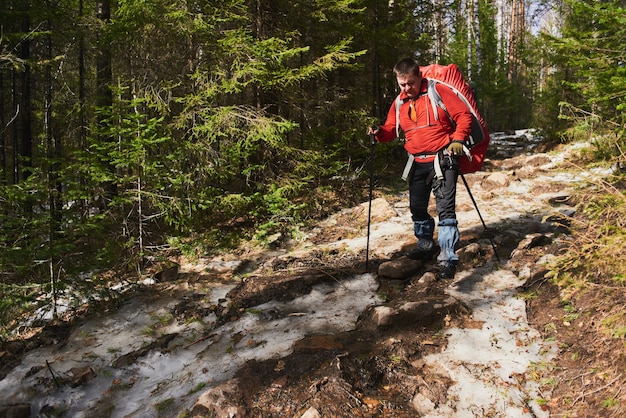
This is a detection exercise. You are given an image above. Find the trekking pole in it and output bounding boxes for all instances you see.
[459,171,501,264]
[365,133,376,272]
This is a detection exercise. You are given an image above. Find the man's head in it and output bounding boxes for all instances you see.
[393,58,422,99]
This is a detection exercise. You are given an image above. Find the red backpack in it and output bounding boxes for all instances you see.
[395,63,490,174]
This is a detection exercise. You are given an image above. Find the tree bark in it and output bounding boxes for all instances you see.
[19,2,32,182]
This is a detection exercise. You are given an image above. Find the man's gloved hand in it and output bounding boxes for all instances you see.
[447,141,465,155]
[367,126,380,136]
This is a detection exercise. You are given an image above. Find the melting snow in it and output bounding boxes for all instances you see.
[1,276,381,417]
[423,265,556,417]
[1,131,610,417]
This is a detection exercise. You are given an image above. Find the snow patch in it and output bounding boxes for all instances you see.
[0,275,381,417]
[423,266,557,417]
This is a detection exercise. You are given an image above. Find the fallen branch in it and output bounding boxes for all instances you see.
[184,333,217,349]
[46,360,61,388]
[572,374,622,406]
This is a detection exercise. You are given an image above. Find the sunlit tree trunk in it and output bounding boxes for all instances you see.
[467,0,474,78]
[507,0,524,80]
[434,0,446,62]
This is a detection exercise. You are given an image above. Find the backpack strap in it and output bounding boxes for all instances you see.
[428,79,487,147]
[395,94,402,139]
[427,79,450,123]
[396,81,450,138]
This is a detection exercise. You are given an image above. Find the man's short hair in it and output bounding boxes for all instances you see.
[393,58,421,77]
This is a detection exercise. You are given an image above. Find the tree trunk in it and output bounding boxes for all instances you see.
[19,2,32,182]
[45,11,61,318]
[96,0,112,112]
[96,0,115,199]
[79,0,88,213]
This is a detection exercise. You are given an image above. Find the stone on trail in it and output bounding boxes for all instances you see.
[190,378,245,418]
[355,197,397,223]
[300,406,321,418]
[0,404,30,418]
[482,171,511,190]
[412,392,436,415]
[377,256,421,279]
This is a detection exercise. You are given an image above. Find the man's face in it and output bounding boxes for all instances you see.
[396,73,422,98]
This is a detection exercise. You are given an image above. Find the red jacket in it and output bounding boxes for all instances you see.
[376,79,473,163]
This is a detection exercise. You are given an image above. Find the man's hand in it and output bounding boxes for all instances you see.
[447,141,465,155]
[367,126,380,136]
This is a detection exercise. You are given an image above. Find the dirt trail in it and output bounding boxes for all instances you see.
[0,131,592,417]
[188,130,583,417]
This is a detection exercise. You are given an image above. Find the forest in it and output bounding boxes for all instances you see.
[0,0,625,332]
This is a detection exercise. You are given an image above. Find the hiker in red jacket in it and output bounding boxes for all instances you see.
[368,58,473,279]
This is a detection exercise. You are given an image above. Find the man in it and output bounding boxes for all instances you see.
[368,58,473,279]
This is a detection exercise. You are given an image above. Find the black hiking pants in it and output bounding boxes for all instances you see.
[408,158,458,226]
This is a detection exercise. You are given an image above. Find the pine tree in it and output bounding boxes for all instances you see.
[539,0,626,150]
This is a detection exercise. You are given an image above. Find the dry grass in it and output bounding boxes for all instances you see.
[544,174,626,417]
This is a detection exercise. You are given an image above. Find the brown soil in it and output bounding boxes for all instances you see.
[525,262,626,417]
[189,208,625,417]
[1,139,625,418]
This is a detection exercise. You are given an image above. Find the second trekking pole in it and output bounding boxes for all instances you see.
[459,171,501,264]
[365,133,376,272]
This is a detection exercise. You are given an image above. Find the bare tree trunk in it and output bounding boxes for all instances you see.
[434,0,446,62]
[45,9,61,318]
[507,0,524,80]
[1,71,5,184]
[19,2,32,183]
[467,0,473,79]
[96,0,112,110]
[11,73,19,184]
[96,0,114,200]
[78,0,88,213]
[474,0,482,75]
[79,0,87,153]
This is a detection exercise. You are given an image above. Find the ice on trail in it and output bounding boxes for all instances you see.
[422,264,556,417]
[0,275,381,417]
[2,130,594,417]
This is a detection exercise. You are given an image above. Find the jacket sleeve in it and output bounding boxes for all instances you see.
[436,84,473,142]
[375,99,401,143]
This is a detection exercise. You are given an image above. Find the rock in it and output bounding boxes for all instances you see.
[0,404,30,418]
[412,392,436,414]
[547,194,571,206]
[517,233,552,250]
[378,256,421,279]
[207,259,245,274]
[372,306,394,327]
[500,155,526,171]
[418,271,437,284]
[457,242,481,264]
[190,379,245,418]
[513,165,540,179]
[544,208,576,227]
[399,301,426,314]
[525,153,552,167]
[69,366,96,388]
[355,197,397,223]
[481,172,510,190]
[155,264,179,282]
[300,406,321,418]
[367,296,460,330]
